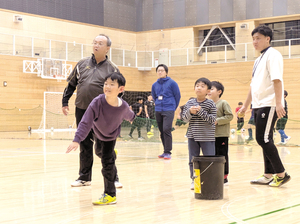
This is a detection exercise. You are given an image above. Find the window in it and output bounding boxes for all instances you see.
[199,27,235,52]
[264,20,300,46]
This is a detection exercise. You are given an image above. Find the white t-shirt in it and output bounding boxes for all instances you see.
[250,47,284,109]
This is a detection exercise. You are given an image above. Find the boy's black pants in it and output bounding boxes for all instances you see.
[94,138,117,197]
[215,137,229,175]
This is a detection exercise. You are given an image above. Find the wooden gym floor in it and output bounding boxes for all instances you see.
[0,129,299,224]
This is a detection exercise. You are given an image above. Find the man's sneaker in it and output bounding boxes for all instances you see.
[164,154,171,160]
[128,135,133,138]
[276,141,285,145]
[71,180,91,187]
[224,178,228,185]
[92,193,117,205]
[138,136,145,140]
[114,181,123,188]
[250,175,273,185]
[158,153,165,158]
[269,173,291,187]
[190,181,194,190]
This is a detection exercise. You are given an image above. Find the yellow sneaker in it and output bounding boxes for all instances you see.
[147,131,154,135]
[269,173,291,187]
[93,193,117,205]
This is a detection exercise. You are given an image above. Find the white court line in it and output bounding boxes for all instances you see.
[221,196,248,223]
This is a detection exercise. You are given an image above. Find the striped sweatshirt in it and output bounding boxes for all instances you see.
[182,98,216,142]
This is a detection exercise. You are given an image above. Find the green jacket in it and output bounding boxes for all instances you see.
[215,100,233,137]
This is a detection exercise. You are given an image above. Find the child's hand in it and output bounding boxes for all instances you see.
[190,106,201,114]
[66,142,79,153]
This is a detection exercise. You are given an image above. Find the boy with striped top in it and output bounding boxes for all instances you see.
[182,77,217,189]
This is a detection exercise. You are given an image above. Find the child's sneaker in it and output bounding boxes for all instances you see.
[284,136,291,144]
[93,193,117,205]
[114,181,123,188]
[190,181,194,190]
[250,175,273,185]
[158,153,165,158]
[71,180,91,187]
[269,173,291,187]
[224,178,228,185]
[164,154,171,160]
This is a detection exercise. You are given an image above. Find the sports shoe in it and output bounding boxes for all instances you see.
[250,175,273,185]
[245,137,254,143]
[114,181,123,188]
[269,173,291,187]
[71,180,91,187]
[276,141,285,145]
[190,181,194,190]
[147,131,154,135]
[164,154,171,160]
[284,136,291,144]
[224,178,228,185]
[92,193,117,205]
[128,134,133,138]
[138,136,145,140]
[158,153,165,158]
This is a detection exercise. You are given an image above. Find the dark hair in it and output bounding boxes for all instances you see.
[238,102,243,105]
[211,81,224,98]
[284,90,288,97]
[104,72,126,87]
[156,64,168,74]
[136,96,143,102]
[194,77,212,89]
[97,34,112,47]
[251,25,273,43]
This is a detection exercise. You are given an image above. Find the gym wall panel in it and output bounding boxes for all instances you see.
[221,0,233,23]
[104,0,119,29]
[196,0,209,25]
[185,0,197,26]
[273,0,287,17]
[142,0,153,31]
[260,0,273,18]
[233,0,246,21]
[246,0,260,19]
[136,0,143,32]
[163,0,174,29]
[174,0,186,28]
[153,0,164,30]
[287,0,300,15]
[209,0,220,24]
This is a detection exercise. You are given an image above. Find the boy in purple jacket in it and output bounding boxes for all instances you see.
[66,72,135,205]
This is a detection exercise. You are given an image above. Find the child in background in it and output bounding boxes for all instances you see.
[66,72,135,205]
[276,90,291,145]
[208,81,233,184]
[182,77,216,190]
[128,96,145,140]
[235,102,244,133]
[245,105,255,143]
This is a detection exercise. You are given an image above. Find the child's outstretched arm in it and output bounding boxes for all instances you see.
[66,141,79,153]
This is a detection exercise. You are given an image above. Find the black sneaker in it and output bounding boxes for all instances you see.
[224,178,228,184]
[269,172,291,187]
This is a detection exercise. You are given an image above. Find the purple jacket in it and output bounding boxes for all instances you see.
[74,94,135,142]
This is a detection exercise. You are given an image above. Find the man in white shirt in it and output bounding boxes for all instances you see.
[239,25,291,187]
